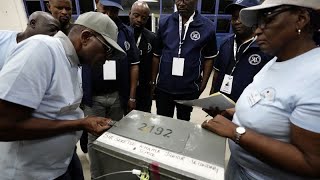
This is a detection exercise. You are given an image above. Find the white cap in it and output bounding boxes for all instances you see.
[240,0,320,27]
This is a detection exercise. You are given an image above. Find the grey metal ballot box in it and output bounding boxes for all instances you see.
[93,110,226,180]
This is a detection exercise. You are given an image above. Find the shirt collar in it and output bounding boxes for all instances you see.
[234,35,258,49]
[173,10,201,23]
[54,31,80,67]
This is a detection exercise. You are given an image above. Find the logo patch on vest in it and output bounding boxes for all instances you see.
[235,0,244,4]
[124,41,130,51]
[147,43,152,53]
[248,54,261,65]
[190,31,200,41]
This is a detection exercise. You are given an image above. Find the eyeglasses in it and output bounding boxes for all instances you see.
[91,33,113,55]
[252,7,294,30]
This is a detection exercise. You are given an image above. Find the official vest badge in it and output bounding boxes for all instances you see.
[248,54,261,65]
[190,31,201,41]
[124,41,130,51]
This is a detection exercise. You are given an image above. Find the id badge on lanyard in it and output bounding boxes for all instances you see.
[172,57,185,76]
[220,75,233,94]
[172,13,194,77]
[103,60,116,80]
[219,37,238,94]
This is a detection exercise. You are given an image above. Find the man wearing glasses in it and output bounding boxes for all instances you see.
[151,0,218,121]
[210,0,272,103]
[81,0,139,179]
[0,12,125,180]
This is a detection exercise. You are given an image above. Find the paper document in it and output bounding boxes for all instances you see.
[176,92,235,110]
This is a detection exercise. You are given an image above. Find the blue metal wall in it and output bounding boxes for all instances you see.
[23,0,233,46]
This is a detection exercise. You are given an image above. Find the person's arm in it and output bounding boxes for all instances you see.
[200,58,214,94]
[126,27,140,113]
[202,27,218,95]
[150,55,160,96]
[0,100,111,141]
[128,64,139,112]
[202,115,320,177]
[210,70,219,95]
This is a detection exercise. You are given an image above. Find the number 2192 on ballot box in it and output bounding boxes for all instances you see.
[93,110,226,180]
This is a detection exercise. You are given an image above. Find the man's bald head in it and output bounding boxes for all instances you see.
[16,11,60,43]
[132,1,150,12]
[129,1,150,29]
[20,11,59,40]
[29,11,53,21]
[27,11,60,35]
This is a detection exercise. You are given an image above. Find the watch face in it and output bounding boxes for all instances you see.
[236,127,246,134]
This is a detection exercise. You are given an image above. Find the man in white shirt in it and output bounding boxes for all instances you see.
[0,11,60,70]
[0,12,126,180]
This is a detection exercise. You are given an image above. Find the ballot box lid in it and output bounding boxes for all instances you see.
[94,110,226,180]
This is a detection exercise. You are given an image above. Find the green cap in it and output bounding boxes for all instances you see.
[75,12,126,60]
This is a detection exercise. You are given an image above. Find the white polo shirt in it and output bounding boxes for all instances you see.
[0,31,83,180]
[0,30,19,70]
[230,47,320,180]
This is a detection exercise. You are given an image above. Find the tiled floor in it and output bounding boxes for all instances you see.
[77,72,231,179]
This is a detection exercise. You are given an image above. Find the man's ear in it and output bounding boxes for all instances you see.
[80,30,93,46]
[29,19,36,29]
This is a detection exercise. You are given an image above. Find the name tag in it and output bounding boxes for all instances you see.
[247,90,261,107]
[220,75,233,94]
[103,60,116,80]
[172,57,185,76]
[59,103,81,114]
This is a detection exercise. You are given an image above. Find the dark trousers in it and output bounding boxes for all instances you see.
[136,85,152,112]
[55,149,84,180]
[155,88,200,121]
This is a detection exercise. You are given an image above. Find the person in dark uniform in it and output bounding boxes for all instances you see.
[151,0,218,121]
[81,0,140,179]
[210,0,273,103]
[129,1,156,112]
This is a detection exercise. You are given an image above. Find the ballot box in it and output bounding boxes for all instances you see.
[93,110,226,180]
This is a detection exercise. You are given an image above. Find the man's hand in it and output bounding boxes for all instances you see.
[127,98,136,113]
[81,116,112,136]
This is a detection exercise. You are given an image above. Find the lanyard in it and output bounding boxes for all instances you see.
[230,36,257,75]
[136,33,142,47]
[178,12,195,57]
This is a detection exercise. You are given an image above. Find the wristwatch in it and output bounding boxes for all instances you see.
[129,98,136,102]
[149,81,156,86]
[235,126,246,144]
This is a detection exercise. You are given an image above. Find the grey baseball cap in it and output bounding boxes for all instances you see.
[240,0,320,27]
[74,12,126,60]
